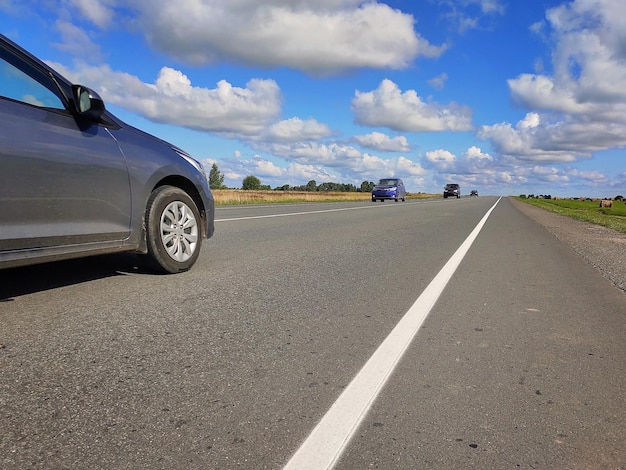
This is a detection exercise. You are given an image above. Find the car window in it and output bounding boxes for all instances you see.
[379,179,398,185]
[0,57,64,109]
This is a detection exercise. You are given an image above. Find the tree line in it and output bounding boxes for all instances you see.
[209,163,376,192]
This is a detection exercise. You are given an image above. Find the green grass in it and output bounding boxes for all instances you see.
[515,197,626,234]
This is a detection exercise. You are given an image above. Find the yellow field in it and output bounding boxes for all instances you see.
[212,189,438,205]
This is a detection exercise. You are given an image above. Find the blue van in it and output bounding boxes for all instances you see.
[371,178,406,202]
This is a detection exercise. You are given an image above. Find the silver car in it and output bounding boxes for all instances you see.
[0,34,214,273]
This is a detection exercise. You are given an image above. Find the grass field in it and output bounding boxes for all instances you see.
[212,189,438,205]
[516,197,626,234]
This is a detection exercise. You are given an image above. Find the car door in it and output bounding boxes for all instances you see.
[0,46,132,252]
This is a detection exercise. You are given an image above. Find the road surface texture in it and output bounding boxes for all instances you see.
[1,197,624,469]
[511,198,626,294]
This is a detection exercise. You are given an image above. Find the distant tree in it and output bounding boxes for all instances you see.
[615,195,624,201]
[208,163,226,189]
[276,184,291,191]
[305,180,317,192]
[361,181,375,192]
[242,175,262,190]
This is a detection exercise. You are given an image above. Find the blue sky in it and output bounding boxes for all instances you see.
[2,0,625,196]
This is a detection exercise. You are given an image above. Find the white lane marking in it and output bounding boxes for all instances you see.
[215,201,426,222]
[284,197,502,470]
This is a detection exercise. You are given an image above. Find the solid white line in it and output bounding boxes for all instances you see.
[283,197,502,470]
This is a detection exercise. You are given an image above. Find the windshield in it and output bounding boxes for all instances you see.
[378,179,398,186]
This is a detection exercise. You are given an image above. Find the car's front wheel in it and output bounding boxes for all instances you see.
[145,185,202,274]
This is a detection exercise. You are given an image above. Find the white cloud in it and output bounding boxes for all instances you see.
[284,163,335,183]
[395,156,428,177]
[427,72,448,90]
[439,0,506,33]
[258,141,426,182]
[464,145,492,160]
[267,142,373,168]
[70,0,115,29]
[508,74,590,115]
[424,149,457,171]
[531,165,569,183]
[53,20,103,61]
[486,0,626,164]
[50,62,282,134]
[264,117,333,142]
[79,0,447,76]
[351,79,473,132]
[566,168,609,184]
[478,0,505,15]
[354,132,410,152]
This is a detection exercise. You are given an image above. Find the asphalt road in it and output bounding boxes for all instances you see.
[1,196,624,469]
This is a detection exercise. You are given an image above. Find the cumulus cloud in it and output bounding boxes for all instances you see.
[264,117,333,142]
[351,79,473,132]
[463,146,494,169]
[221,154,337,187]
[484,0,626,164]
[267,142,375,169]
[50,62,282,134]
[354,132,410,152]
[261,141,426,180]
[220,144,426,188]
[66,0,446,76]
[395,156,428,176]
[425,149,456,172]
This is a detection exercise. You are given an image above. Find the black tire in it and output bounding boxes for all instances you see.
[145,185,202,274]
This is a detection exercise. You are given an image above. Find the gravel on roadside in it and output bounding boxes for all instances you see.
[510,197,626,295]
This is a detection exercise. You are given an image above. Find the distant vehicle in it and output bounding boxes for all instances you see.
[470,190,479,197]
[0,34,215,273]
[371,178,406,202]
[443,183,461,199]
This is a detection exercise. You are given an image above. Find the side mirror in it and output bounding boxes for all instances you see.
[72,85,105,121]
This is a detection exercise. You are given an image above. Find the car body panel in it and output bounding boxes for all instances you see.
[0,98,133,250]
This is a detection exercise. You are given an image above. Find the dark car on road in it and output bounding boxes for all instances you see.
[372,178,406,202]
[443,183,461,199]
[470,190,478,197]
[0,34,214,273]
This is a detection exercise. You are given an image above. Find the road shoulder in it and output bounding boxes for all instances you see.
[510,197,626,294]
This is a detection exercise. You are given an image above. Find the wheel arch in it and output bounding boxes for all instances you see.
[137,176,208,254]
